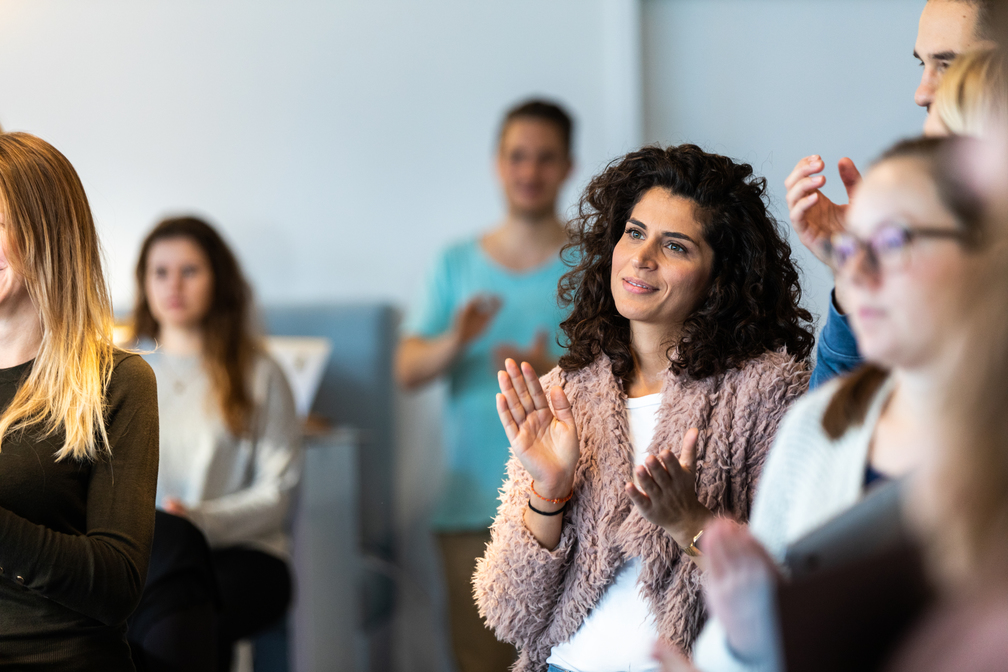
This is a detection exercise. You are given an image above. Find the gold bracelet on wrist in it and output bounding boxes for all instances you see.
[683,528,705,558]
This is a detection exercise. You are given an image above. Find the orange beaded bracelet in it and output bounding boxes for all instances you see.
[530,480,573,504]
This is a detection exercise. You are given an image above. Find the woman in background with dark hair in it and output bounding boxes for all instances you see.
[128,217,302,672]
[473,144,813,672]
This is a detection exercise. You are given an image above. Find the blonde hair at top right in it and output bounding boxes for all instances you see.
[0,133,115,462]
[933,48,1008,137]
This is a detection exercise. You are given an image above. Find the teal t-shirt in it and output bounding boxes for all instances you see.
[404,238,568,531]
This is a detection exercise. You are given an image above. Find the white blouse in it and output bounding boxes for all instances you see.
[547,392,663,672]
[146,349,302,560]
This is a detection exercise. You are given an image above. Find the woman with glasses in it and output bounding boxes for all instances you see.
[689,135,985,671]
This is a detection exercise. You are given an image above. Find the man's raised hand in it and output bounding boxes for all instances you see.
[784,155,862,265]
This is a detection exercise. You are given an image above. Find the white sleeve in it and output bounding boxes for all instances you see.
[692,388,833,672]
[693,619,779,672]
[189,356,303,548]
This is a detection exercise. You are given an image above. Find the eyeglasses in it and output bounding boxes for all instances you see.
[825,222,974,274]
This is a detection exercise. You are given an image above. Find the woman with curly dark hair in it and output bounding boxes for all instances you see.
[473,144,813,671]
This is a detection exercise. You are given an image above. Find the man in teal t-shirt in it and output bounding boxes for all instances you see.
[396,99,574,672]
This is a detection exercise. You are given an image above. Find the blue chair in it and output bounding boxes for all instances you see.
[259,304,399,672]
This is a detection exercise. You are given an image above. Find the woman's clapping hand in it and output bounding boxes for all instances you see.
[626,428,712,553]
[703,519,782,663]
[496,358,580,500]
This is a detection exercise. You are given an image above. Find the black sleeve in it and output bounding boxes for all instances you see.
[0,352,160,625]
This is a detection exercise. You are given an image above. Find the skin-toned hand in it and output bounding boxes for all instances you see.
[496,358,580,499]
[454,294,502,346]
[625,428,712,552]
[494,330,555,375]
[163,497,190,519]
[652,641,700,672]
[394,294,503,390]
[784,155,863,265]
[703,518,782,662]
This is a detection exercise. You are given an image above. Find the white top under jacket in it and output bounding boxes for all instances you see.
[146,349,303,561]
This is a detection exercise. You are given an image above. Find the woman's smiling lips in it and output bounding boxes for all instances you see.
[623,277,657,294]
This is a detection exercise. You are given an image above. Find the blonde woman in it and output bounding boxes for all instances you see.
[886,138,1008,672]
[0,132,159,669]
[925,47,1008,137]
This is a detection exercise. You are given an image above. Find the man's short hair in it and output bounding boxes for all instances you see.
[972,0,996,41]
[499,99,574,157]
[939,0,997,41]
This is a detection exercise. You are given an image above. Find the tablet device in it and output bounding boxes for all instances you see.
[777,479,934,672]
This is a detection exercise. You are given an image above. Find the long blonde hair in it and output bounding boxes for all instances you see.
[934,48,1008,137]
[929,223,1008,582]
[0,133,115,461]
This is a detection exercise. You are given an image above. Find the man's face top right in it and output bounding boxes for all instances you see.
[914,0,988,110]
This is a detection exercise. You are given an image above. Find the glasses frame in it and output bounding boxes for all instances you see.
[825,222,975,274]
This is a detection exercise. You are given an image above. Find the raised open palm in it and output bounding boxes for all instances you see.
[496,358,580,498]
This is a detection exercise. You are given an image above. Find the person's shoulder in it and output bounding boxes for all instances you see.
[423,237,484,283]
[550,355,616,398]
[736,348,809,376]
[112,348,155,380]
[109,348,157,398]
[252,349,297,397]
[722,348,810,394]
[436,237,482,264]
[773,376,841,441]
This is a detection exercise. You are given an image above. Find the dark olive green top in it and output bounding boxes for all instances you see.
[0,351,159,671]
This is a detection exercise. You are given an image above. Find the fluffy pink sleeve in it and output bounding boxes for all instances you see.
[472,366,575,647]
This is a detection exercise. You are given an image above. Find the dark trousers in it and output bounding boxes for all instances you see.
[129,511,292,672]
[129,512,220,672]
[437,531,518,672]
[213,547,292,672]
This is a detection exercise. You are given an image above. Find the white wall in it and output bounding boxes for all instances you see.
[0,3,938,670]
[642,0,928,323]
[0,4,641,671]
[0,0,640,311]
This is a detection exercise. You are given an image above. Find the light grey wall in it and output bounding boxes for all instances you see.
[0,0,640,310]
[642,0,928,323]
[0,4,641,671]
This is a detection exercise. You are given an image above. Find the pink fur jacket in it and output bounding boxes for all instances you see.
[473,351,809,671]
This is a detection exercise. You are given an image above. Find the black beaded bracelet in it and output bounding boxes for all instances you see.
[528,499,567,517]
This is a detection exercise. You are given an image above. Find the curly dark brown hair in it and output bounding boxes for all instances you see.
[558,144,814,385]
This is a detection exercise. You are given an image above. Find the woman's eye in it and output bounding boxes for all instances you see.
[627,228,643,240]
[666,242,686,253]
